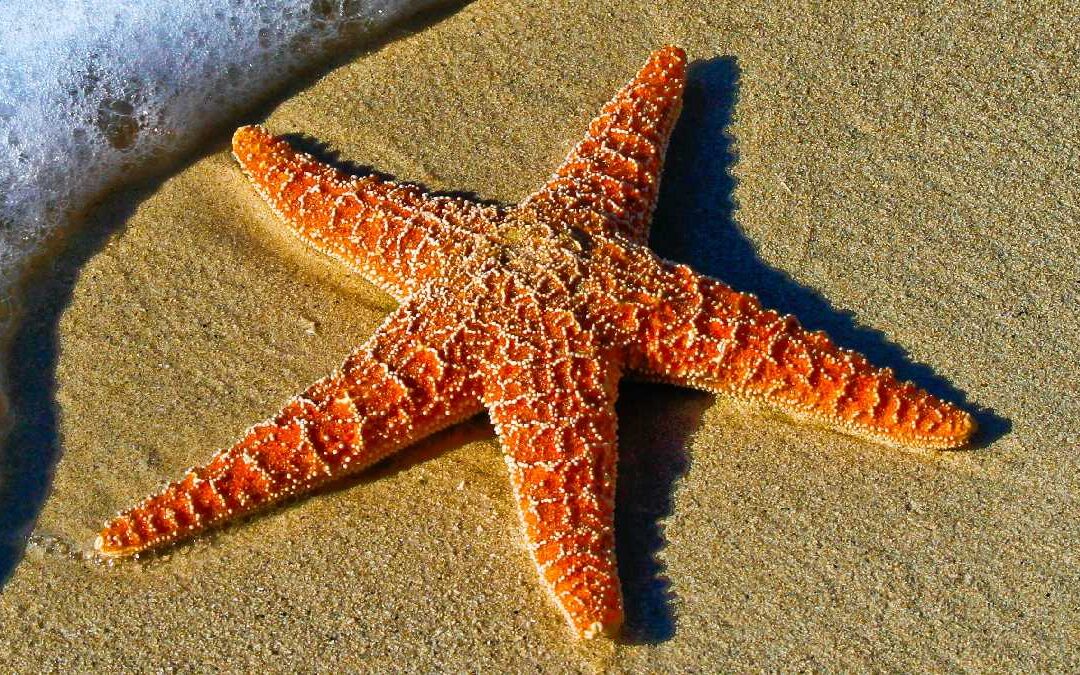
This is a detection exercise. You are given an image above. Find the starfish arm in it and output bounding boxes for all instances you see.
[477,303,624,639]
[609,259,976,449]
[518,45,686,244]
[233,125,497,300]
[96,297,483,556]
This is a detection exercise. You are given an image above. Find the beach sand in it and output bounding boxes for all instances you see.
[1,0,1077,670]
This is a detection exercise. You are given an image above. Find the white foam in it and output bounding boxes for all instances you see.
[0,0,440,310]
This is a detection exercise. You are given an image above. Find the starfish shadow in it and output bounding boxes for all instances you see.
[0,4,473,588]
[615,381,707,644]
[652,57,1007,446]
[0,191,143,586]
[279,133,505,209]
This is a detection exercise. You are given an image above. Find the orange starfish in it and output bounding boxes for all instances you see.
[95,46,976,639]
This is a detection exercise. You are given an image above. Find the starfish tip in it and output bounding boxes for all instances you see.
[915,405,978,450]
[575,607,623,640]
[93,533,122,558]
[660,44,686,60]
[93,519,144,558]
[955,410,979,447]
[232,122,263,142]
[231,124,273,161]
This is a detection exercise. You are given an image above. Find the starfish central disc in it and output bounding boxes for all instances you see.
[95,46,976,639]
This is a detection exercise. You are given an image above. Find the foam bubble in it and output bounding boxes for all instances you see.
[0,0,441,309]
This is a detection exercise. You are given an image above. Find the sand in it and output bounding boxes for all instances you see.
[1,0,1077,670]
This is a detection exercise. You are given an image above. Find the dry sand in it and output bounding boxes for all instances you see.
[1,0,1078,670]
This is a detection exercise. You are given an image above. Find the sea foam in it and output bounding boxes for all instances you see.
[0,0,440,312]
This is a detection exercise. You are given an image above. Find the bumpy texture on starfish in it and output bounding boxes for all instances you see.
[96,46,976,639]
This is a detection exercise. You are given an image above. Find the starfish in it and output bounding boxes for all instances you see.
[95,46,976,639]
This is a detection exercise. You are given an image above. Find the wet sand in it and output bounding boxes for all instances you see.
[1,0,1077,670]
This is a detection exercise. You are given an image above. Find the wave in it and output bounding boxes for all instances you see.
[0,0,442,313]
